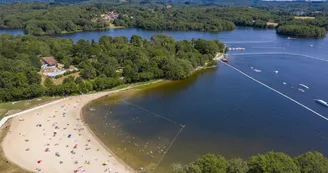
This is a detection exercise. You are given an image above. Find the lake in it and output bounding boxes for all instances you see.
[2,27,328,172]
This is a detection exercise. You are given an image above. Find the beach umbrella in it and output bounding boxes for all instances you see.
[37,160,42,164]
[68,134,72,138]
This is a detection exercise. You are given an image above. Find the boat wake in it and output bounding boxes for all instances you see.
[221,61,328,121]
[229,52,328,63]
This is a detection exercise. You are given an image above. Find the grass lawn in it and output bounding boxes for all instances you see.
[267,22,278,27]
[41,72,80,86]
[294,16,315,20]
[52,72,80,85]
[0,96,61,120]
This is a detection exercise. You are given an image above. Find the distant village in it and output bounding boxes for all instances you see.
[100,11,119,22]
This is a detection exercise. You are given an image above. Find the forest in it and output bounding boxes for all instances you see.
[276,25,327,38]
[172,151,328,173]
[0,34,225,102]
[111,7,276,31]
[0,3,108,35]
[0,2,327,37]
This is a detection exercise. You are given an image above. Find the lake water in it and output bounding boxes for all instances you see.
[0,29,24,36]
[2,27,328,172]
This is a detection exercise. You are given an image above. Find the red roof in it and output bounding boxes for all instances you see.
[42,57,57,66]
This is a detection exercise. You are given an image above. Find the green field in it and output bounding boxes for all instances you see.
[0,96,61,120]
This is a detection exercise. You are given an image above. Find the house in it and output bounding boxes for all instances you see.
[41,57,57,68]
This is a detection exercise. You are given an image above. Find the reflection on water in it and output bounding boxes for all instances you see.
[83,69,217,172]
[84,93,182,171]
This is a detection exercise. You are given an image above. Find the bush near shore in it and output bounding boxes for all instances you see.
[173,152,328,173]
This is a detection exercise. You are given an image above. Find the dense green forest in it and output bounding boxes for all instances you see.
[0,34,224,102]
[0,2,327,37]
[0,3,108,35]
[172,151,328,173]
[111,7,277,31]
[277,25,327,38]
[0,3,275,34]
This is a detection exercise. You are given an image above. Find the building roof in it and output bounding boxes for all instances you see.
[42,57,57,66]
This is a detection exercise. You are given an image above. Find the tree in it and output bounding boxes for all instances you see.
[123,64,139,83]
[294,152,328,173]
[151,34,176,52]
[164,58,193,80]
[44,78,55,88]
[22,84,45,99]
[26,71,41,85]
[62,76,75,84]
[183,163,202,173]
[75,77,83,84]
[57,82,80,95]
[194,154,228,173]
[78,81,93,94]
[248,152,300,173]
[194,39,220,56]
[276,25,327,38]
[80,67,97,80]
[14,72,28,88]
[227,158,249,173]
[44,78,56,95]
[113,36,128,44]
[93,77,121,91]
[130,35,143,47]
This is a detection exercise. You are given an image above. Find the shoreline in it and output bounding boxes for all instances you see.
[1,80,164,173]
[193,53,225,72]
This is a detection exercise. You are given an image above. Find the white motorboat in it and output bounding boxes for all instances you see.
[299,84,309,89]
[314,99,328,107]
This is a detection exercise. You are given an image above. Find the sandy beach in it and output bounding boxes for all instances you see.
[1,89,137,173]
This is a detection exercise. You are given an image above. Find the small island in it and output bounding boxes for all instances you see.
[276,25,327,38]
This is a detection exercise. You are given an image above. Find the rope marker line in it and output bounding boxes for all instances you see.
[123,101,178,124]
[151,126,185,173]
[221,61,328,121]
[230,52,328,63]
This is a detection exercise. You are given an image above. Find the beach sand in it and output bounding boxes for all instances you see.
[1,90,136,173]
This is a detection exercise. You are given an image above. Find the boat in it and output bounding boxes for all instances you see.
[228,47,245,51]
[254,69,261,73]
[299,84,309,89]
[314,99,328,107]
[222,58,229,62]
